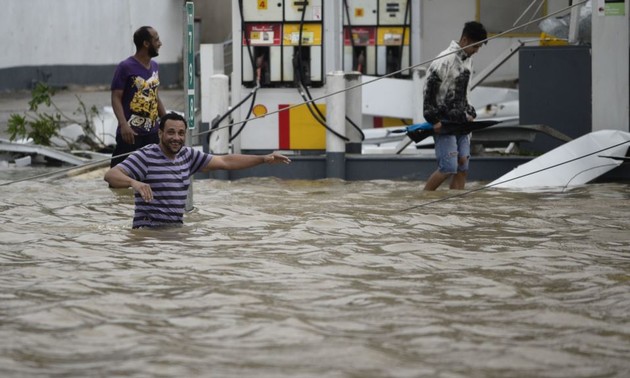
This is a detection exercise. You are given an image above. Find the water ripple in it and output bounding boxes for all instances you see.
[0,178,629,377]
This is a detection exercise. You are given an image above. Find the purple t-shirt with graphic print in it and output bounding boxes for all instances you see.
[118,144,213,228]
[111,57,161,136]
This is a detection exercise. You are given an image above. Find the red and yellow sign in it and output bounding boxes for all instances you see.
[344,27,376,46]
[245,24,282,45]
[278,103,326,150]
[258,0,267,10]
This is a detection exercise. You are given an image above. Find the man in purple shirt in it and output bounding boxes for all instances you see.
[110,26,167,167]
[104,113,291,228]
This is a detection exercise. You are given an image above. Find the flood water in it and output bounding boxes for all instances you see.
[1,168,629,377]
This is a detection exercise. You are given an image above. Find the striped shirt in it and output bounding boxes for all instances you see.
[118,144,212,228]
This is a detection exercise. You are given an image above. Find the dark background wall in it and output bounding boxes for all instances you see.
[519,45,592,153]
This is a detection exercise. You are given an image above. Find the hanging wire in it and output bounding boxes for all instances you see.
[530,0,547,23]
[513,0,544,27]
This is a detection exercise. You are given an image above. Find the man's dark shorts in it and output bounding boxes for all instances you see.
[110,132,159,168]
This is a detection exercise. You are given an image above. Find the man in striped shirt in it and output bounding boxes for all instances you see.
[104,112,291,228]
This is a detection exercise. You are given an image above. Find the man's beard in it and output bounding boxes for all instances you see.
[162,140,182,155]
[149,45,159,58]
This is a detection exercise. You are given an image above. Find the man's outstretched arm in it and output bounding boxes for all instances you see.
[202,152,291,172]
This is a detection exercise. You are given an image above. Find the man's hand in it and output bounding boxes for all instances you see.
[264,153,291,165]
[433,121,443,134]
[121,122,137,145]
[131,180,153,202]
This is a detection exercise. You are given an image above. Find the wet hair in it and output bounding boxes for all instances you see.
[133,26,154,50]
[159,112,187,130]
[462,21,488,44]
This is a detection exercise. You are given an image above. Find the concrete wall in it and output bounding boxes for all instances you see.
[195,0,232,43]
[0,0,184,91]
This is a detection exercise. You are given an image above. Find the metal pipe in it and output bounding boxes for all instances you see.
[344,71,363,153]
[326,71,346,179]
[208,74,230,180]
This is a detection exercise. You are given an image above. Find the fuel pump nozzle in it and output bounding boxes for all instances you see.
[255,52,269,87]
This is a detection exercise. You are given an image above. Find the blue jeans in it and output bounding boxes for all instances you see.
[434,133,470,174]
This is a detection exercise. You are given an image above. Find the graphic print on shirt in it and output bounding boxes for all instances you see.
[128,71,160,132]
[423,41,476,125]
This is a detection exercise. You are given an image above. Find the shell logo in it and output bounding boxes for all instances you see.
[252,104,267,117]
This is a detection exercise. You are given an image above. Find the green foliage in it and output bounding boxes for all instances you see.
[8,111,61,147]
[7,114,27,141]
[7,82,102,148]
[28,82,54,112]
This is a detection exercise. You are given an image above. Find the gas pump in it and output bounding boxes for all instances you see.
[343,0,410,78]
[340,1,414,129]
[240,1,283,87]
[343,0,377,75]
[376,0,411,77]
[240,0,324,88]
[282,0,324,87]
[234,0,329,152]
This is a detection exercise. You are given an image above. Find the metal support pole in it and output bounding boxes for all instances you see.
[345,71,362,154]
[326,71,346,179]
[591,0,629,132]
[209,74,230,180]
[184,1,195,211]
[411,67,425,124]
[411,0,422,66]
[324,0,343,73]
